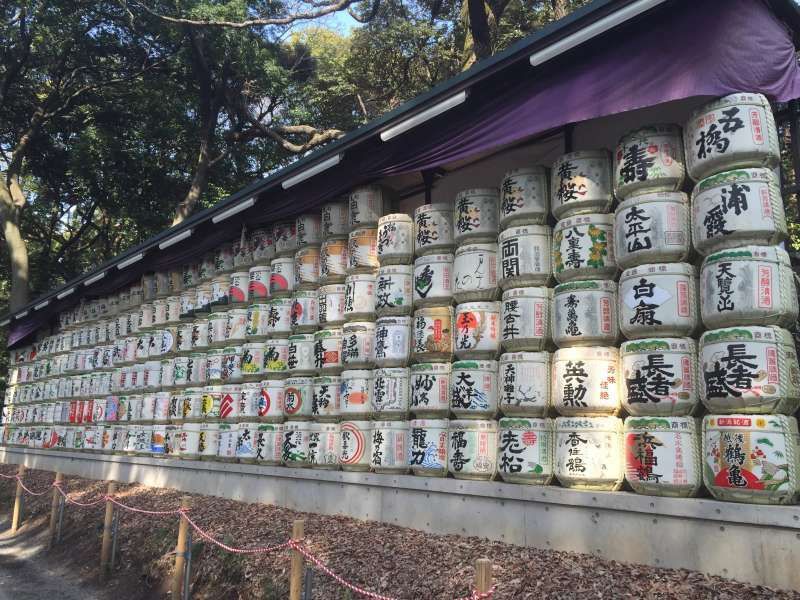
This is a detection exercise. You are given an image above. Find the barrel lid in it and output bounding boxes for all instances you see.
[555,415,622,431]
[553,149,610,164]
[554,346,618,360]
[345,273,377,281]
[378,264,413,275]
[265,337,289,344]
[314,328,343,339]
[499,351,550,362]
[615,191,688,212]
[376,316,413,325]
[502,166,547,178]
[693,167,778,196]
[312,375,342,383]
[502,287,552,300]
[456,301,501,311]
[349,225,378,234]
[455,188,500,200]
[414,253,454,264]
[625,416,697,433]
[620,337,696,354]
[378,213,413,224]
[414,306,454,316]
[288,334,315,341]
[295,246,320,255]
[498,224,552,240]
[285,376,313,383]
[701,325,791,345]
[499,417,551,429]
[270,256,294,263]
[703,245,790,267]
[269,297,293,305]
[341,369,374,378]
[318,284,346,292]
[554,279,616,294]
[373,420,410,428]
[342,321,376,331]
[449,419,498,429]
[618,123,682,144]
[702,413,791,431]
[452,359,498,370]
[410,418,450,426]
[454,243,498,255]
[414,203,452,214]
[291,290,318,298]
[221,345,242,352]
[247,302,271,309]
[554,212,615,231]
[620,261,696,280]
[374,367,410,376]
[410,362,452,372]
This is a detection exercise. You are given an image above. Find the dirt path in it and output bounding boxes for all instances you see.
[0,518,103,600]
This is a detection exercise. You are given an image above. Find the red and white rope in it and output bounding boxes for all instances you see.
[0,471,18,479]
[52,482,108,507]
[182,511,292,555]
[14,476,51,496]
[106,496,185,516]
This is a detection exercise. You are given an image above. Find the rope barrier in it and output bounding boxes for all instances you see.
[0,471,495,599]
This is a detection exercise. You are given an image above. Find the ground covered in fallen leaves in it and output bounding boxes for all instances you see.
[0,466,796,600]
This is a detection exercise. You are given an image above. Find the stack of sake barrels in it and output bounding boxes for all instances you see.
[686,93,799,505]
[549,148,624,491]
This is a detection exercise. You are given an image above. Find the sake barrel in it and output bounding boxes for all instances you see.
[498,225,551,290]
[554,416,624,490]
[341,322,375,368]
[625,416,701,498]
[410,363,451,417]
[454,302,501,360]
[619,263,698,339]
[207,312,228,348]
[294,246,321,289]
[255,423,283,465]
[349,185,386,227]
[312,376,341,421]
[413,254,453,307]
[552,347,620,416]
[150,424,167,457]
[208,277,229,309]
[448,419,497,480]
[414,203,454,256]
[409,418,449,476]
[613,124,685,197]
[498,352,551,417]
[187,351,207,386]
[500,287,551,352]
[220,346,242,382]
[685,93,780,182]
[372,368,410,418]
[238,382,261,419]
[454,188,499,245]
[412,307,454,363]
[226,308,248,344]
[235,421,259,462]
[233,235,253,270]
[214,243,235,275]
[139,303,155,330]
[339,420,372,471]
[699,326,800,415]
[620,338,699,416]
[320,238,348,283]
[259,379,286,421]
[322,201,349,238]
[375,265,413,316]
[201,386,222,420]
[691,169,787,256]
[296,213,322,248]
[251,227,275,263]
[283,377,314,420]
[499,166,549,228]
[344,273,376,321]
[699,246,798,329]
[287,334,316,375]
[183,388,204,422]
[371,421,409,473]
[184,264,201,290]
[377,214,414,265]
[453,243,498,303]
[551,150,613,219]
[451,360,497,418]
[216,422,239,461]
[266,298,293,337]
[179,289,197,320]
[290,290,318,333]
[263,338,290,375]
[340,370,373,419]
[553,213,616,283]
[269,257,295,297]
[497,417,554,485]
[309,422,340,469]
[153,391,171,423]
[318,284,346,327]
[198,423,220,460]
[246,304,270,340]
[139,394,155,422]
[248,265,271,302]
[614,192,691,269]
[166,295,182,324]
[374,317,411,367]
[703,414,799,505]
[552,280,619,347]
[219,384,240,421]
[347,226,379,273]
[273,221,298,257]
[229,271,249,305]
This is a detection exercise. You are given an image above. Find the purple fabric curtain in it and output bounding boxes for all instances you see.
[9,0,800,347]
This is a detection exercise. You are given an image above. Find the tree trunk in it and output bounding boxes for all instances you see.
[0,180,30,310]
[172,133,213,226]
[467,0,493,63]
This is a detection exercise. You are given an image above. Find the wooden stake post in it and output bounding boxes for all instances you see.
[171,496,192,599]
[290,519,305,600]
[48,472,63,548]
[99,481,116,580]
[10,464,25,534]
[475,558,493,596]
